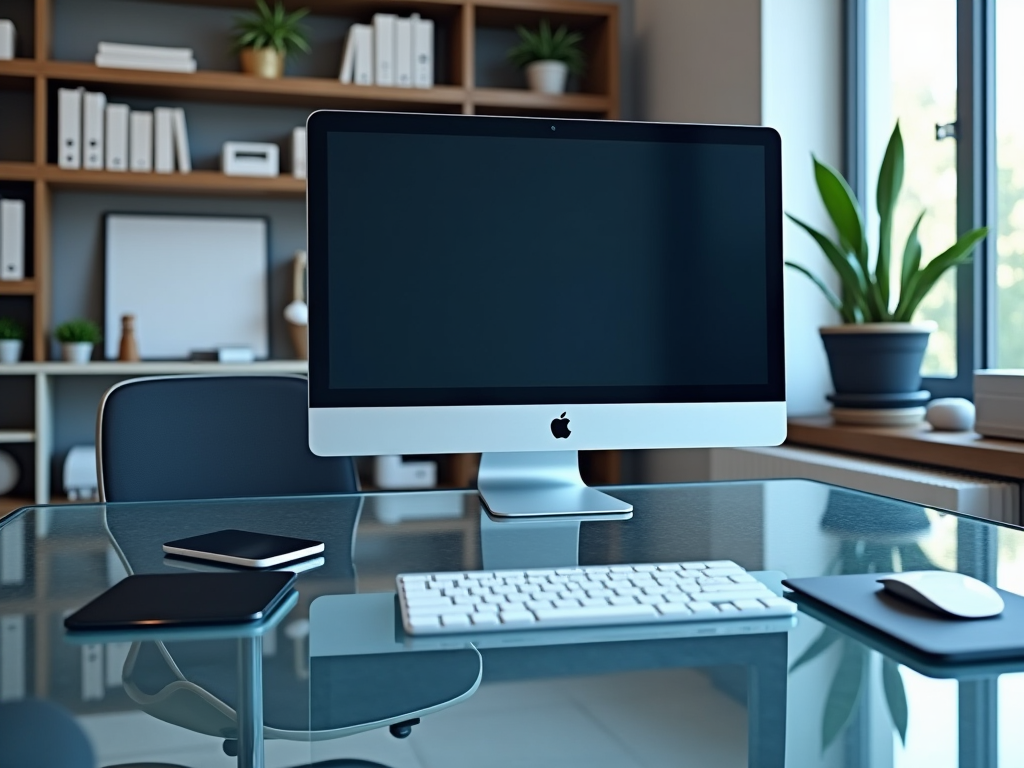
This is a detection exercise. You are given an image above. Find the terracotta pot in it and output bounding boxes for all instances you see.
[240,47,285,78]
[526,60,569,94]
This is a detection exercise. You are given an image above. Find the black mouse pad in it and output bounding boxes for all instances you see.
[65,572,297,631]
[783,573,1024,663]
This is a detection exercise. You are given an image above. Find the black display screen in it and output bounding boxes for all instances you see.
[307,112,784,408]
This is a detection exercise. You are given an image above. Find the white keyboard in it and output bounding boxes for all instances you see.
[397,560,797,635]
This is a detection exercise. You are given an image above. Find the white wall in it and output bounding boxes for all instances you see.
[636,0,844,483]
[761,0,845,416]
[635,0,761,125]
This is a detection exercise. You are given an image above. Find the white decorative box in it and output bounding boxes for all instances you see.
[221,141,279,177]
[974,370,1024,440]
[0,20,15,60]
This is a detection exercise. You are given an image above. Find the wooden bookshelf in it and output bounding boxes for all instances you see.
[42,166,307,197]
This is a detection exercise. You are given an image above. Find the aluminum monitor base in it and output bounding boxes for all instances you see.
[477,450,633,518]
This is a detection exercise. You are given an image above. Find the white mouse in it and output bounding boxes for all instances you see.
[925,397,975,431]
[878,571,1003,619]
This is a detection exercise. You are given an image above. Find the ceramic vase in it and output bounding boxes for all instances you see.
[526,60,569,94]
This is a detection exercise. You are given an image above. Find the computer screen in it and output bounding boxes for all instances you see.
[308,112,784,412]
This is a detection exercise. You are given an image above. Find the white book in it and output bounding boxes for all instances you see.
[353,24,373,86]
[171,108,191,173]
[373,13,397,86]
[58,87,84,169]
[105,103,129,172]
[1,199,25,281]
[412,14,434,88]
[395,17,413,88]
[154,107,174,173]
[129,111,153,172]
[339,25,357,83]
[0,19,15,60]
[95,53,197,73]
[1,615,26,701]
[82,91,106,170]
[97,42,194,61]
[292,126,306,179]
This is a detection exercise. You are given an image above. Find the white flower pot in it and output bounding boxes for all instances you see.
[62,341,94,364]
[0,339,22,363]
[526,60,569,94]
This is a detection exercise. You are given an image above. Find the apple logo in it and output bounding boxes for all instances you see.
[550,412,571,439]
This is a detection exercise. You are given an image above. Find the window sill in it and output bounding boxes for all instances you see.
[786,416,1024,481]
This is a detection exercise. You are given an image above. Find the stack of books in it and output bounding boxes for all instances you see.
[94,42,197,73]
[340,13,433,88]
[57,88,192,174]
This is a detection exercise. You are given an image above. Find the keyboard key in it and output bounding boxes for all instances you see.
[729,573,757,584]
[733,599,767,612]
[609,596,638,606]
[717,604,739,614]
[408,615,440,630]
[580,597,610,607]
[687,601,717,614]
[637,595,664,605]
[701,582,770,593]
[500,611,536,626]
[702,590,774,604]
[527,600,554,610]
[441,614,471,628]
[681,562,706,570]
[703,567,744,578]
[704,560,739,568]
[657,603,693,616]
[554,598,582,608]
[534,604,658,626]
[761,597,797,613]
[633,564,658,572]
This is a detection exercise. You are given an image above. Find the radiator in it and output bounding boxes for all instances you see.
[709,445,1021,526]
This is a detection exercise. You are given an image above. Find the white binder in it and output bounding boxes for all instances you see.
[82,91,106,170]
[292,126,306,179]
[395,17,413,88]
[105,103,129,172]
[353,24,373,85]
[373,13,397,86]
[172,108,192,173]
[339,25,357,83]
[412,14,434,88]
[154,107,174,173]
[0,199,25,282]
[58,87,84,169]
[129,111,153,172]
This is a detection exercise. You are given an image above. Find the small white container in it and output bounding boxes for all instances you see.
[0,20,15,61]
[0,339,21,363]
[62,341,94,364]
[975,370,1024,440]
[526,60,569,94]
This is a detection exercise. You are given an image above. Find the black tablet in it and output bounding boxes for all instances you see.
[64,572,297,630]
[162,529,325,568]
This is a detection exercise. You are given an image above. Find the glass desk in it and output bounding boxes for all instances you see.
[0,479,1019,768]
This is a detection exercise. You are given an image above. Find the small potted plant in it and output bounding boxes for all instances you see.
[55,319,101,364]
[508,20,585,95]
[787,121,988,424]
[0,317,24,364]
[232,0,310,79]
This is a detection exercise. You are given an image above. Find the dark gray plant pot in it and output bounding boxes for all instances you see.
[820,323,934,395]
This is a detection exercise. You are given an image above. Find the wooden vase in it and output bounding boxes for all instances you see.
[118,314,140,361]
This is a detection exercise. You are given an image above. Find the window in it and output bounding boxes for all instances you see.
[855,0,994,397]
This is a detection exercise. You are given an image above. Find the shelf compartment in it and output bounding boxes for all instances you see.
[42,167,306,198]
[473,88,609,113]
[42,61,468,110]
[0,430,34,443]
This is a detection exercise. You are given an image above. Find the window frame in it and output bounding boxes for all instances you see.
[845,0,996,398]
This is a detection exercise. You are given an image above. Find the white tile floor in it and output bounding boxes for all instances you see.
[81,668,748,768]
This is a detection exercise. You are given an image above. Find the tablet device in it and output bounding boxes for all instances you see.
[162,529,325,568]
[64,572,297,631]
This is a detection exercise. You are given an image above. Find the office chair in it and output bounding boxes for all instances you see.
[96,375,480,767]
[98,375,359,502]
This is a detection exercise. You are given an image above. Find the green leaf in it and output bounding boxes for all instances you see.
[786,262,854,322]
[822,641,866,752]
[786,213,873,320]
[790,625,842,673]
[894,227,989,321]
[899,211,925,300]
[876,123,905,311]
[813,156,868,273]
[508,18,586,74]
[882,658,909,744]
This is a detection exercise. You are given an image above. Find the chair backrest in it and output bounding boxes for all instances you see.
[98,375,359,502]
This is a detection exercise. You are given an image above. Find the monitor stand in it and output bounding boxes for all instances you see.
[477,451,633,518]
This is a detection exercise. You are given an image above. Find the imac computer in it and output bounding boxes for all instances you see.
[306,111,785,518]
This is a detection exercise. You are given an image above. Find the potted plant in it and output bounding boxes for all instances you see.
[787,122,988,424]
[0,317,24,364]
[508,20,585,95]
[55,320,101,364]
[232,0,310,79]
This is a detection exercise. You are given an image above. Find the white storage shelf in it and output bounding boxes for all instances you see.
[0,360,308,507]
